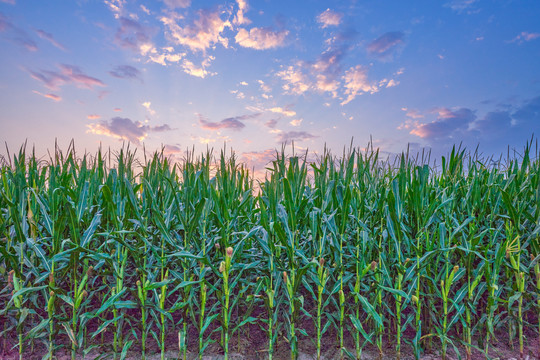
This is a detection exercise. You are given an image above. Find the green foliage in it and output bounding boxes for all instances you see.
[0,141,539,359]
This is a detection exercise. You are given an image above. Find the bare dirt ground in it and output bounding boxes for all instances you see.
[2,324,539,360]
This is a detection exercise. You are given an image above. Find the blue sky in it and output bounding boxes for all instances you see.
[1,0,539,169]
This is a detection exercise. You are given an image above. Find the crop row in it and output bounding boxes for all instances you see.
[0,143,539,360]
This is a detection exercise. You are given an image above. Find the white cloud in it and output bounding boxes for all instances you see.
[277,64,311,95]
[270,106,296,117]
[140,5,151,15]
[386,79,399,87]
[258,79,271,94]
[445,0,478,12]
[142,101,156,116]
[104,0,125,18]
[511,31,540,43]
[316,9,343,28]
[161,9,231,53]
[289,118,303,126]
[148,47,185,66]
[182,57,216,78]
[235,27,288,50]
[233,0,250,25]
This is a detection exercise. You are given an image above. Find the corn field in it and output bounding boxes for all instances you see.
[0,142,539,360]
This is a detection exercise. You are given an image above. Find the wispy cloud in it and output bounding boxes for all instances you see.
[312,46,347,96]
[28,64,106,91]
[401,107,424,119]
[511,31,540,44]
[277,131,317,143]
[115,17,155,55]
[444,0,478,12]
[109,65,142,80]
[87,114,101,120]
[0,12,38,51]
[161,8,231,53]
[140,5,151,15]
[265,119,278,128]
[87,116,171,144]
[235,27,288,49]
[104,0,125,18]
[367,31,405,59]
[316,9,343,28]
[341,65,378,105]
[0,0,16,5]
[163,0,191,9]
[35,29,66,50]
[32,90,61,102]
[199,113,260,131]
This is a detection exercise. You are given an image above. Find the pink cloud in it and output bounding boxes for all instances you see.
[316,9,343,28]
[277,63,311,95]
[269,106,296,117]
[0,13,37,51]
[87,114,101,120]
[182,58,215,78]
[162,144,182,155]
[402,108,424,119]
[32,90,61,102]
[87,117,171,144]
[233,0,250,25]
[341,65,378,105]
[28,64,105,91]
[241,148,275,178]
[235,27,289,50]
[161,9,231,53]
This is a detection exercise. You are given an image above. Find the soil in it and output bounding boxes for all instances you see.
[1,321,538,360]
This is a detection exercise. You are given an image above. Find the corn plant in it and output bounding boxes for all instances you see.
[0,140,539,360]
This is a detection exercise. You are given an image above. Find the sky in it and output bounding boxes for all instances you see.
[1,0,540,171]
